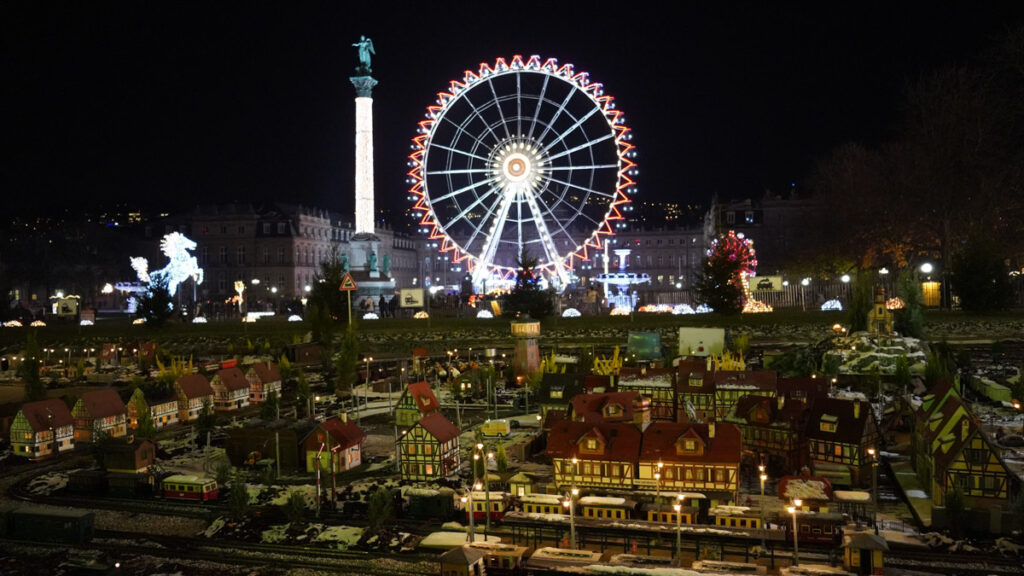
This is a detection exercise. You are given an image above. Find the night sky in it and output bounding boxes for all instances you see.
[4,2,1023,220]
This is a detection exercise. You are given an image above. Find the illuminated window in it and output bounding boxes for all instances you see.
[586,438,597,450]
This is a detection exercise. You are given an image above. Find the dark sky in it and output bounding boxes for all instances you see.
[4,2,1023,220]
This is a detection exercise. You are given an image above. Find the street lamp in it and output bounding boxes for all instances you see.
[655,461,664,504]
[474,442,492,540]
[461,489,476,543]
[674,493,685,560]
[800,278,810,312]
[563,487,579,549]
[759,464,768,548]
[363,356,373,412]
[867,447,878,528]
[788,498,802,566]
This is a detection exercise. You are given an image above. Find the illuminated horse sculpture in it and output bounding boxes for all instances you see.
[130,232,204,297]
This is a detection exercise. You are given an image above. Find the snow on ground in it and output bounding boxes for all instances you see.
[261,523,290,543]
[441,521,465,532]
[313,524,364,548]
[779,565,854,576]
[419,531,499,549]
[26,470,73,495]
[585,566,702,576]
[268,484,317,508]
[162,445,225,476]
[782,479,829,501]
[904,489,927,499]
[203,517,225,538]
[878,529,928,548]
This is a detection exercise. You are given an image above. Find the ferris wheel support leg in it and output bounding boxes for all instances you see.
[472,192,514,288]
[522,190,571,288]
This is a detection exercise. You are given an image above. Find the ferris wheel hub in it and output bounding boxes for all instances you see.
[492,141,545,188]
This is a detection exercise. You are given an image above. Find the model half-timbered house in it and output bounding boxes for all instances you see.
[547,421,642,490]
[804,397,879,486]
[245,361,282,405]
[210,366,250,411]
[638,421,742,504]
[127,386,179,430]
[72,389,127,442]
[399,411,461,482]
[10,399,75,459]
[174,374,214,422]
[395,381,441,429]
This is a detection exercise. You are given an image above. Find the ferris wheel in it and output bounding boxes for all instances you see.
[408,55,636,289]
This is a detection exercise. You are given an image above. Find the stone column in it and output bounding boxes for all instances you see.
[350,76,378,236]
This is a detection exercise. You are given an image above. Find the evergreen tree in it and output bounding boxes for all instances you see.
[502,249,555,319]
[228,473,250,519]
[20,331,45,402]
[367,487,395,534]
[694,250,744,315]
[334,329,359,402]
[214,458,233,487]
[894,270,925,338]
[306,247,349,341]
[950,233,1013,313]
[136,276,175,327]
[134,394,156,439]
[496,442,508,474]
[260,390,280,421]
[296,370,312,418]
[283,490,308,524]
[196,398,216,440]
[846,273,874,332]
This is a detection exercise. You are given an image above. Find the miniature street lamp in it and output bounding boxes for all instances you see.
[674,493,686,559]
[563,487,579,549]
[867,447,878,528]
[656,461,664,503]
[788,498,802,566]
[363,356,373,411]
[759,464,768,548]
[571,457,579,488]
[474,443,492,540]
[461,490,475,543]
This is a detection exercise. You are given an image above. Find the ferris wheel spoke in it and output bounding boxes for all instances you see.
[429,176,499,205]
[533,86,577,146]
[439,184,502,230]
[515,72,522,138]
[545,175,616,199]
[460,92,506,147]
[540,107,604,155]
[545,163,620,172]
[486,77,513,141]
[523,191,570,286]
[527,74,550,140]
[425,168,493,176]
[429,141,491,163]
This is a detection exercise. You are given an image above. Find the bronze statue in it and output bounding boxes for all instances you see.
[352,35,375,75]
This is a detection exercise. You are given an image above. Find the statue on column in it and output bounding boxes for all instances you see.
[352,35,375,75]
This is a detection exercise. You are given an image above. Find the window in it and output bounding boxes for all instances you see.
[586,438,597,450]
[278,248,285,264]
[726,212,736,224]
[220,225,228,234]
[278,222,286,234]
[236,246,246,265]
[219,247,228,264]
[684,439,697,451]
[238,225,245,234]
[262,248,270,264]
[262,223,270,234]
[965,448,987,466]
[744,210,754,224]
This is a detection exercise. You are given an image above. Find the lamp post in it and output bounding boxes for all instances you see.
[800,278,810,311]
[474,442,492,540]
[674,493,685,560]
[655,461,664,504]
[788,498,802,566]
[364,356,373,411]
[758,464,767,549]
[461,490,476,543]
[867,447,878,528]
[563,487,579,549]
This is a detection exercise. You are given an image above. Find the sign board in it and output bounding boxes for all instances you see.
[678,327,725,357]
[627,331,663,360]
[752,275,783,292]
[339,273,358,292]
[400,288,424,308]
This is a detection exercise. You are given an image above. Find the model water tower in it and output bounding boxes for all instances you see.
[510,318,541,377]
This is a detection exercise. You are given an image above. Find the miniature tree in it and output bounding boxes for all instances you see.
[366,487,395,535]
[502,248,555,319]
[894,270,924,337]
[228,473,250,519]
[334,328,359,402]
[695,231,754,315]
[135,276,175,327]
[283,491,308,525]
[296,370,311,418]
[496,442,509,474]
[846,273,874,332]
[134,395,156,440]
[260,390,280,421]
[19,331,45,402]
[894,355,912,392]
[214,458,233,487]
[196,398,217,440]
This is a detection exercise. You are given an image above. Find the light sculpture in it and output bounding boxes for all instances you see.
[129,232,204,297]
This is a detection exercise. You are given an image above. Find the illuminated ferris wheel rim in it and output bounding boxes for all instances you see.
[408,54,637,284]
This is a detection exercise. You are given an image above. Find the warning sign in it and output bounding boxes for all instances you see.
[339,273,358,292]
